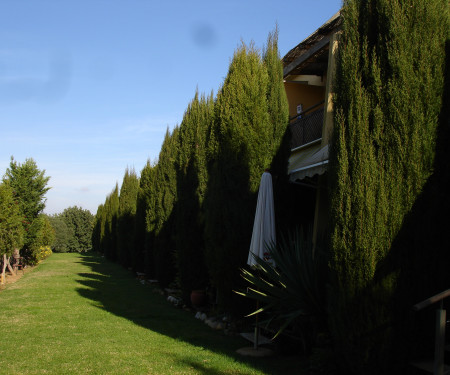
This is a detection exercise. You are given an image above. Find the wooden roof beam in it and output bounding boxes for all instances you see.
[283,34,331,78]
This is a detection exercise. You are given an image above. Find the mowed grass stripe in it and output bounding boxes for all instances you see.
[0,253,306,374]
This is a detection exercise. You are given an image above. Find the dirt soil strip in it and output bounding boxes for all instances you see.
[0,266,35,290]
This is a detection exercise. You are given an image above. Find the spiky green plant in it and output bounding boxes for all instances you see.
[236,230,327,338]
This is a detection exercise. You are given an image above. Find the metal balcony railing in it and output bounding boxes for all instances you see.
[412,289,450,375]
[289,100,325,150]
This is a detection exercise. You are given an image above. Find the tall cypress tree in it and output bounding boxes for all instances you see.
[142,162,159,278]
[174,92,214,301]
[263,28,289,158]
[149,127,179,287]
[204,37,287,309]
[328,1,449,372]
[102,195,112,258]
[103,184,119,261]
[97,204,108,254]
[117,168,139,268]
[132,160,154,273]
[263,28,292,233]
[92,204,104,253]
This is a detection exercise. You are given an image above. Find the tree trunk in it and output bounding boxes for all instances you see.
[6,255,15,276]
[1,254,7,284]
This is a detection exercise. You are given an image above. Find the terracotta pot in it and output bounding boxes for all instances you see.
[190,290,206,307]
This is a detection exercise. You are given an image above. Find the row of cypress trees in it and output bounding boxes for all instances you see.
[92,31,290,309]
[90,2,448,371]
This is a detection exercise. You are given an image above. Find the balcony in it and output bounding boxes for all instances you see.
[289,101,324,150]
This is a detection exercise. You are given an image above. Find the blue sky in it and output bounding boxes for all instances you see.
[0,0,342,215]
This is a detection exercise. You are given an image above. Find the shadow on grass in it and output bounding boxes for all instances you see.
[74,252,308,375]
[174,358,232,375]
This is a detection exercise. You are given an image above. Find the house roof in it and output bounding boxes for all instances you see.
[282,11,341,77]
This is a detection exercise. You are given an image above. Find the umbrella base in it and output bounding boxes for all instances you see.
[236,346,274,357]
[240,331,272,345]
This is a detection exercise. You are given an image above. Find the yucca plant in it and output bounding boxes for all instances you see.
[236,230,328,339]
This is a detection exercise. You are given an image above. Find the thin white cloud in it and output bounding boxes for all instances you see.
[0,49,72,104]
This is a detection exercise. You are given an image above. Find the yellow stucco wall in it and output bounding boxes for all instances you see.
[321,32,340,147]
[284,82,326,118]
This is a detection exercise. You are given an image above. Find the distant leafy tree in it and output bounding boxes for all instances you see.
[117,168,139,267]
[48,214,72,253]
[61,206,94,253]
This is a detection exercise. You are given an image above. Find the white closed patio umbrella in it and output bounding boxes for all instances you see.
[248,171,276,267]
[239,170,276,355]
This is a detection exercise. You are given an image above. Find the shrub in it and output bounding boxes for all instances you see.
[35,245,52,263]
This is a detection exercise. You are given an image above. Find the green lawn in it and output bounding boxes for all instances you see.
[0,253,308,374]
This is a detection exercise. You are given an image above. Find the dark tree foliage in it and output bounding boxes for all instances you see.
[328,1,449,372]
[117,168,139,268]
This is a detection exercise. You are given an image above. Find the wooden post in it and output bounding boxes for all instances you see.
[12,248,20,273]
[434,304,446,375]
